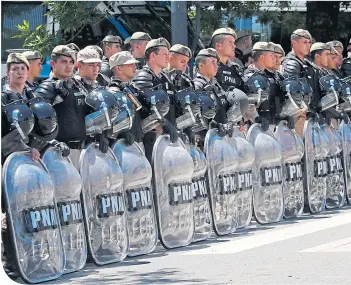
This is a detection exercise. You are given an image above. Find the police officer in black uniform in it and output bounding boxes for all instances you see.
[244,42,294,130]
[234,30,253,68]
[132,37,179,160]
[22,50,43,94]
[107,51,141,145]
[130,32,152,69]
[100,35,123,79]
[34,45,103,168]
[166,44,195,91]
[73,48,102,93]
[341,57,351,78]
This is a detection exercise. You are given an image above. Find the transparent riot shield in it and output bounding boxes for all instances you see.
[151,135,195,249]
[42,147,87,273]
[320,124,345,209]
[224,127,255,229]
[185,143,212,242]
[79,143,128,265]
[204,128,240,235]
[339,120,351,204]
[302,118,329,213]
[2,151,65,283]
[111,139,158,256]
[274,121,305,218]
[246,124,284,224]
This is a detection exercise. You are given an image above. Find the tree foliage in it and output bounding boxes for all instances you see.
[14,1,108,56]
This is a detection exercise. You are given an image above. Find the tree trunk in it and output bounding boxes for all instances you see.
[306,1,340,42]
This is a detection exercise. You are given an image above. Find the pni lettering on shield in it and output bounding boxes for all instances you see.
[218,171,253,194]
[192,177,208,199]
[23,205,58,233]
[260,166,283,186]
[126,188,152,211]
[97,193,124,218]
[57,200,83,226]
[169,182,193,205]
[314,159,328,177]
[327,155,343,174]
[285,162,303,181]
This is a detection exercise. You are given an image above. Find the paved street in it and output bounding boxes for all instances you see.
[5,205,351,285]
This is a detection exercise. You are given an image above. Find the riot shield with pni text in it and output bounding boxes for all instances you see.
[112,139,158,256]
[275,121,305,218]
[79,143,128,265]
[246,123,284,224]
[224,127,255,229]
[320,124,345,209]
[302,118,329,213]
[204,128,240,235]
[2,151,65,283]
[186,143,212,242]
[151,135,195,249]
[42,146,87,273]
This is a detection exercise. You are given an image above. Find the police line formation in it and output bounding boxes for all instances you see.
[1,27,351,283]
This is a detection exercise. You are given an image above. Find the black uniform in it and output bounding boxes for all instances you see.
[166,69,195,91]
[340,57,351,78]
[100,55,114,79]
[73,74,99,94]
[135,57,146,70]
[215,60,245,92]
[34,77,87,148]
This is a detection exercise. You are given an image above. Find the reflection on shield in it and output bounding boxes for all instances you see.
[112,139,158,256]
[79,143,128,265]
[275,121,305,219]
[2,152,65,283]
[185,144,212,242]
[302,119,329,213]
[320,125,345,209]
[225,127,255,229]
[42,147,87,273]
[339,120,351,204]
[204,129,239,235]
[246,124,284,224]
[151,135,195,249]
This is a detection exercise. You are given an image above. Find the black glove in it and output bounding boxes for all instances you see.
[306,110,319,122]
[342,113,350,123]
[97,133,109,153]
[52,141,70,157]
[183,127,195,145]
[54,80,70,98]
[282,116,295,130]
[162,119,179,143]
[254,116,269,132]
[226,123,234,138]
[209,121,226,137]
[119,132,135,146]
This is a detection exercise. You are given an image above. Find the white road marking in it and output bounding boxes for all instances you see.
[300,236,351,252]
[182,211,351,255]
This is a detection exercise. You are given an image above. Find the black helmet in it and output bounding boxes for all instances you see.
[244,72,270,107]
[196,91,219,120]
[27,97,58,141]
[299,77,313,107]
[85,88,120,136]
[106,89,135,139]
[174,89,201,130]
[139,86,170,118]
[319,74,342,95]
[2,99,34,139]
[341,82,351,102]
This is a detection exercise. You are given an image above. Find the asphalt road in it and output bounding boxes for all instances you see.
[5,205,351,285]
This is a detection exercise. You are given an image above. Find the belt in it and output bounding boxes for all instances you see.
[66,141,85,150]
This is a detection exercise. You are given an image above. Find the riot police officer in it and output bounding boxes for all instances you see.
[108,51,141,145]
[100,35,123,79]
[234,30,253,68]
[34,45,99,168]
[130,32,152,69]
[271,43,285,76]
[166,44,195,91]
[1,53,40,161]
[341,57,351,78]
[210,27,245,92]
[74,48,102,93]
[326,41,343,78]
[244,42,294,130]
[22,50,43,93]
